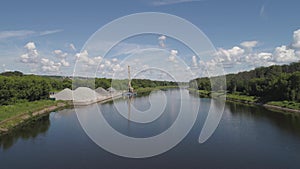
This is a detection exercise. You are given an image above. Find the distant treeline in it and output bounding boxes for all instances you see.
[0,71,177,105]
[189,62,300,103]
[74,78,177,90]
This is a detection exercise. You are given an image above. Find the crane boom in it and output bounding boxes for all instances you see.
[128,66,133,93]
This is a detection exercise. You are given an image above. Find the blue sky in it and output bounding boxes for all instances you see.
[0,0,300,79]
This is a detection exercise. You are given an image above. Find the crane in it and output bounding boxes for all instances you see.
[128,65,134,93]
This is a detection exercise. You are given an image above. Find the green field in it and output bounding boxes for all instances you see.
[0,100,62,122]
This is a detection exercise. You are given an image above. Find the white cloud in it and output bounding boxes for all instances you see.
[112,58,118,62]
[169,49,178,62]
[0,30,35,39]
[19,41,73,74]
[259,4,267,19]
[214,46,245,65]
[76,50,95,65]
[158,35,166,47]
[244,52,274,68]
[240,41,258,49]
[227,46,245,56]
[40,58,50,65]
[112,64,123,72]
[170,49,178,55]
[20,42,39,63]
[70,43,76,51]
[105,60,111,66]
[292,29,300,49]
[25,42,36,50]
[39,29,63,36]
[94,56,103,63]
[158,35,166,40]
[258,52,272,60]
[60,59,70,67]
[41,58,61,72]
[210,42,299,72]
[100,64,105,68]
[273,45,298,63]
[53,50,62,55]
[0,29,63,40]
[53,50,68,58]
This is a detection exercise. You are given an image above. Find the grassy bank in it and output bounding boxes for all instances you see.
[188,89,210,97]
[0,100,70,135]
[0,100,59,121]
[188,88,300,112]
[267,101,300,110]
[226,93,257,103]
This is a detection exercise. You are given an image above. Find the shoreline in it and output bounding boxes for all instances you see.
[1,87,299,137]
[226,97,300,113]
[0,86,178,137]
[188,89,300,114]
[262,104,300,113]
[0,101,72,136]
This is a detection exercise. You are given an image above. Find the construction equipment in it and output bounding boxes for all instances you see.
[123,65,137,97]
[128,65,134,93]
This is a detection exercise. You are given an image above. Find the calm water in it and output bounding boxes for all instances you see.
[1,89,300,169]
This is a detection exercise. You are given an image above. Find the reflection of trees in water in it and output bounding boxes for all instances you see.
[0,115,50,150]
[227,102,300,137]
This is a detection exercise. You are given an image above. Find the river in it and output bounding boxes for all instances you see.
[1,89,300,169]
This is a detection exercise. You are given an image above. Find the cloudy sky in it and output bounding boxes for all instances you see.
[0,0,299,80]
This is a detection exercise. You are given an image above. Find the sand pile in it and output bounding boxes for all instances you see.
[73,87,101,102]
[107,87,117,93]
[95,87,109,96]
[53,88,73,100]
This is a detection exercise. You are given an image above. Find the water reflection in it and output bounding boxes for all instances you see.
[226,102,300,138]
[0,115,50,150]
[0,89,300,168]
[100,90,180,138]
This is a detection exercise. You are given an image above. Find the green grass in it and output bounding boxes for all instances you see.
[189,88,300,111]
[0,100,61,122]
[188,88,210,97]
[267,101,300,110]
[188,88,257,103]
[226,93,257,103]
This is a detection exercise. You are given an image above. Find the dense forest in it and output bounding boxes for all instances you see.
[0,71,177,105]
[189,62,300,103]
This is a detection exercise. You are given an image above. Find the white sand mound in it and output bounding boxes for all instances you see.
[107,87,117,92]
[52,87,109,104]
[73,87,101,102]
[53,88,73,101]
[95,87,109,95]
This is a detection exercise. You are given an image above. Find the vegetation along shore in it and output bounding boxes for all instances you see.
[189,62,300,113]
[0,71,178,136]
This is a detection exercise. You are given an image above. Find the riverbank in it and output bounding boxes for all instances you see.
[0,100,72,136]
[188,88,300,113]
[135,86,179,94]
[0,86,179,136]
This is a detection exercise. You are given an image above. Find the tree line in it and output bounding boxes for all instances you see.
[0,71,178,105]
[189,62,300,103]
